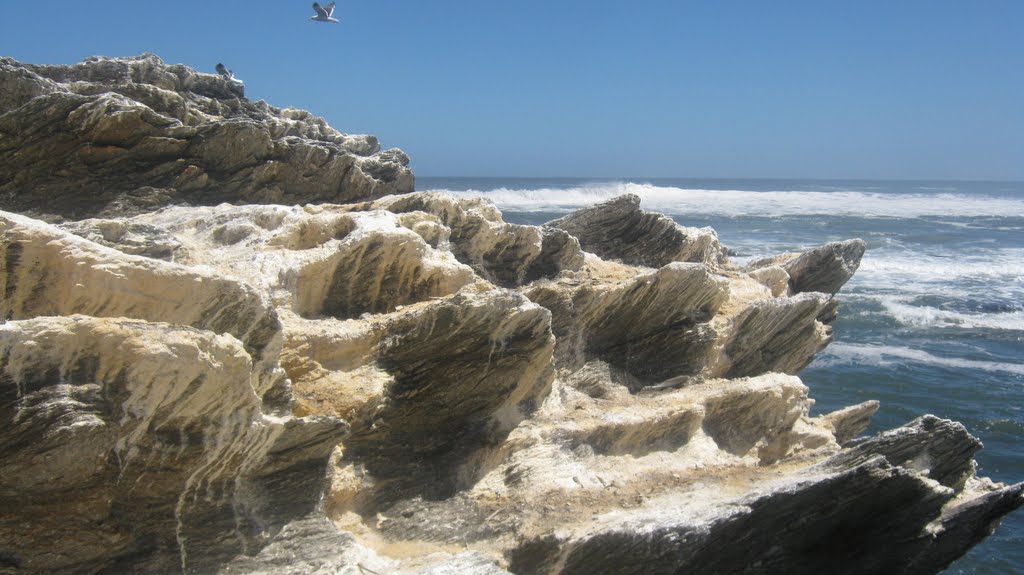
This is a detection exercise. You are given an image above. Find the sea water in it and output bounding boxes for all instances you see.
[418,177,1024,575]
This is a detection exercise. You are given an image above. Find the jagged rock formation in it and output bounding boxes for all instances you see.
[0,54,1020,575]
[2,193,1019,574]
[545,193,727,268]
[0,54,413,220]
[506,426,1021,575]
[746,238,867,296]
[525,263,729,386]
[0,315,347,574]
[365,193,585,287]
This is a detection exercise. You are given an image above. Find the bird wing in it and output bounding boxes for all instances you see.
[312,2,329,18]
[325,1,336,17]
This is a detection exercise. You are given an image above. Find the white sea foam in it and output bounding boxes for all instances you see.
[817,343,1024,376]
[420,183,1024,218]
[856,249,1024,281]
[848,249,1024,312]
[875,298,1024,331]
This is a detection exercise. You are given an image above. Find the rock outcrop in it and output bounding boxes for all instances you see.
[0,315,347,574]
[525,262,728,386]
[0,54,1019,575]
[545,193,727,268]
[365,193,585,287]
[0,54,413,220]
[506,441,1021,575]
[746,239,867,296]
[3,192,1017,574]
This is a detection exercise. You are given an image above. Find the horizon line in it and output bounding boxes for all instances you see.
[413,175,1024,184]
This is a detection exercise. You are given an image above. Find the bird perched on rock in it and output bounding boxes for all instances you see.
[215,63,243,85]
[310,2,339,23]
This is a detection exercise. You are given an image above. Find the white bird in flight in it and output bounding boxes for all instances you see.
[311,2,339,23]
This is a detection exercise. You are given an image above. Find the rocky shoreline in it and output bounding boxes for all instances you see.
[1,55,1020,574]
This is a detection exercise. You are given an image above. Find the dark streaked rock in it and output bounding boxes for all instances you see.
[825,415,982,491]
[747,239,867,296]
[0,317,347,574]
[722,292,835,378]
[525,262,728,387]
[509,418,1024,575]
[545,194,727,267]
[342,290,555,505]
[0,54,413,220]
[784,239,867,295]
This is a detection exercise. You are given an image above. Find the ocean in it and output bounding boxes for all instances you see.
[417,177,1024,574]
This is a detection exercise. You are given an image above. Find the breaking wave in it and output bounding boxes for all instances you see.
[876,298,1024,331]
[817,344,1024,376]
[419,182,1024,218]
[855,249,1024,282]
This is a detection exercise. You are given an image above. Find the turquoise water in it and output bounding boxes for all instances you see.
[418,177,1024,574]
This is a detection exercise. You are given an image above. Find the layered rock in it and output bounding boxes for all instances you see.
[0,210,287,405]
[525,262,729,386]
[0,53,1020,575]
[2,191,1019,574]
[338,290,555,505]
[746,238,867,296]
[0,54,413,220]
[364,193,585,287]
[505,444,1021,575]
[545,193,727,267]
[0,315,346,574]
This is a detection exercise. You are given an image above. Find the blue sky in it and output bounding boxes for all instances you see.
[3,1,1022,179]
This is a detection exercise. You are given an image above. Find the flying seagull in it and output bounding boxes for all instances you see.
[215,63,243,85]
[311,2,339,23]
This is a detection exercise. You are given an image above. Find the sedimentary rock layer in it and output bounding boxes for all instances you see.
[1,189,1018,575]
[0,316,346,574]
[0,53,1019,575]
[546,193,727,267]
[0,54,413,220]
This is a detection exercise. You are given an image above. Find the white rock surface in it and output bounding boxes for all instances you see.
[0,190,1018,575]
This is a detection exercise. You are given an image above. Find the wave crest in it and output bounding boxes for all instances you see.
[417,183,1024,218]
[817,344,1024,376]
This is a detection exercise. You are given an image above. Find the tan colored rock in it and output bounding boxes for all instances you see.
[746,238,867,296]
[0,210,285,402]
[368,193,585,286]
[526,262,729,385]
[818,400,881,445]
[0,316,347,573]
[0,54,413,219]
[546,194,728,268]
[0,182,1018,575]
[747,264,790,297]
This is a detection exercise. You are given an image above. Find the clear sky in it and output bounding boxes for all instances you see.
[3,1,1022,179]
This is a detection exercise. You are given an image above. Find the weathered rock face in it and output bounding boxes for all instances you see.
[525,262,729,386]
[340,290,555,505]
[746,238,867,296]
[0,54,1020,575]
[0,316,347,574]
[0,54,413,220]
[545,193,727,268]
[0,210,288,405]
[506,449,1021,575]
[2,193,1020,574]
[717,292,837,379]
[365,193,585,287]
